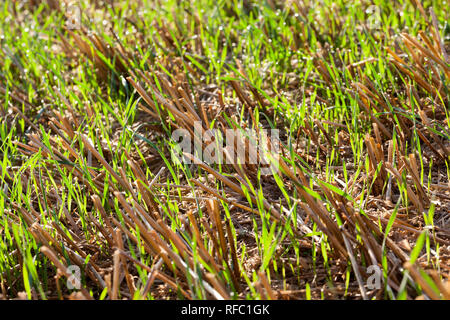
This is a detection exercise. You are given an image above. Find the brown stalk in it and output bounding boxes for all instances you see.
[206,200,228,262]
[418,111,449,157]
[154,271,191,300]
[204,273,231,300]
[140,258,164,298]
[132,199,164,234]
[254,280,268,300]
[53,88,79,129]
[64,247,105,287]
[389,59,437,97]
[114,192,164,250]
[314,119,334,149]
[303,120,327,155]
[343,206,382,267]
[404,262,441,300]
[258,271,276,300]
[384,162,424,212]
[368,214,450,246]
[415,128,445,161]
[200,217,223,265]
[298,203,347,258]
[401,33,450,73]
[10,106,40,132]
[79,134,132,194]
[190,179,260,214]
[365,135,385,194]
[183,152,281,220]
[186,211,222,274]
[401,155,429,206]
[353,83,383,113]
[156,218,192,262]
[116,250,153,272]
[109,215,157,257]
[112,249,121,300]
[114,229,135,297]
[50,114,75,140]
[50,221,86,259]
[412,0,428,22]
[341,228,368,300]
[30,223,65,258]
[40,246,93,300]
[84,207,114,247]
[197,98,211,129]
[127,160,162,215]
[230,79,256,109]
[51,189,82,235]
[91,195,115,240]
[149,230,189,275]
[351,93,392,139]
[204,201,241,291]
[150,234,227,300]
[177,88,202,122]
[429,8,449,63]
[224,219,241,287]
[126,77,159,114]
[360,215,410,263]
[429,270,450,300]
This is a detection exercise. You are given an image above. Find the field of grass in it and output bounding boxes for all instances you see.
[0,0,449,300]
